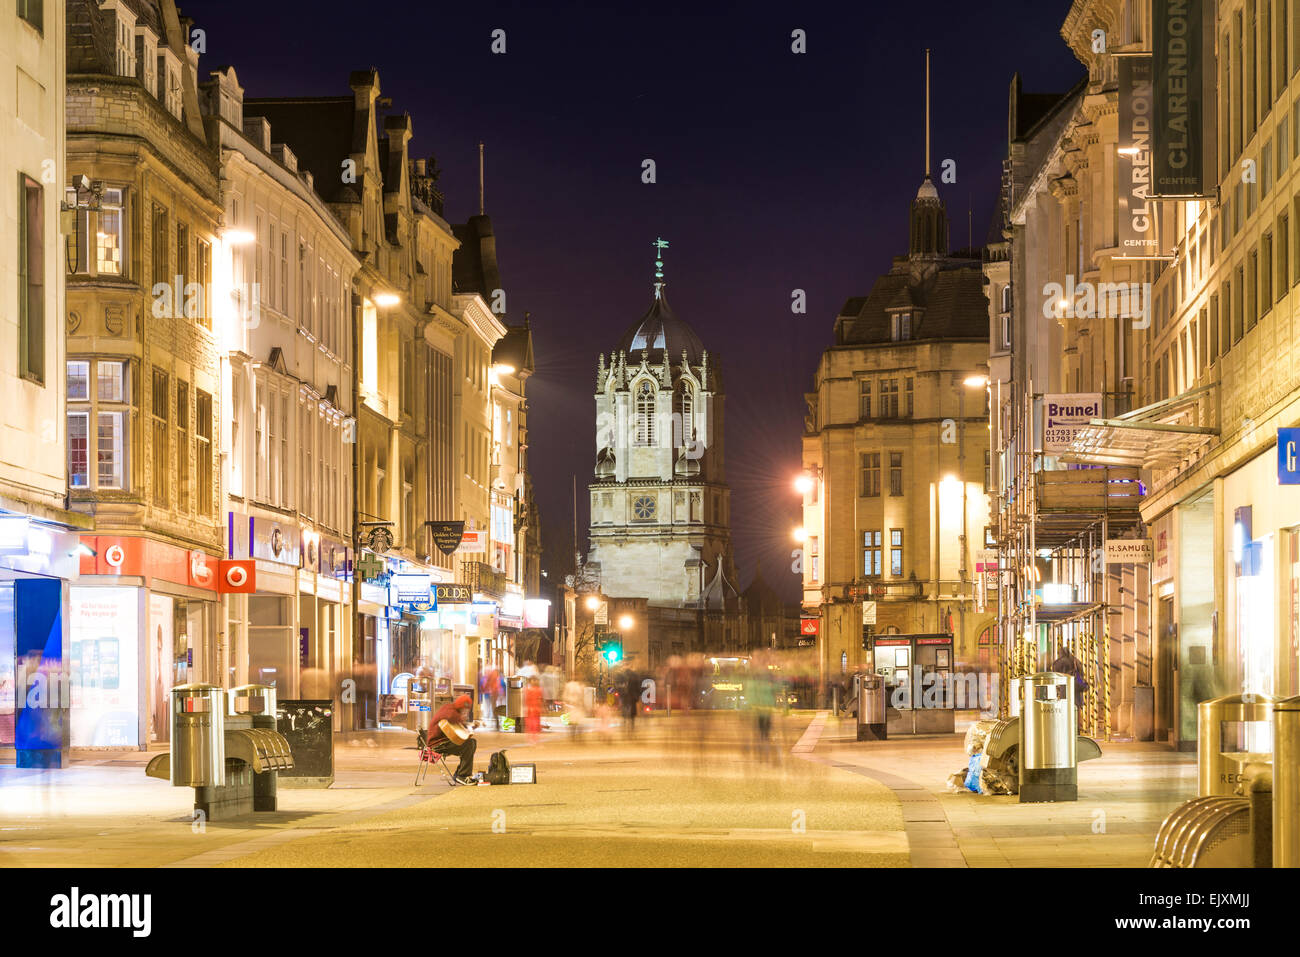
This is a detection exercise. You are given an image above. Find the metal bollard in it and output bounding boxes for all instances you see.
[1276,695,1300,867]
[1196,693,1277,797]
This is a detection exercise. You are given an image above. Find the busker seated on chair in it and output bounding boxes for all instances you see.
[425,694,477,784]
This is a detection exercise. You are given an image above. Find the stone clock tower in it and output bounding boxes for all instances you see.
[585,241,736,610]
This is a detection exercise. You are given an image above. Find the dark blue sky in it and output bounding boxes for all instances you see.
[184,0,1085,601]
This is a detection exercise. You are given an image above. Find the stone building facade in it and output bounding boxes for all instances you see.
[801,161,992,692]
[586,274,741,668]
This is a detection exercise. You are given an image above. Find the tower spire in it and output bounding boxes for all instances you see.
[924,48,931,179]
[652,237,669,299]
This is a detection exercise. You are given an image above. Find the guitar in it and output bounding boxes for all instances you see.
[438,719,472,745]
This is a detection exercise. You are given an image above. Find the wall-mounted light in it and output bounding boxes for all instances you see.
[374,292,401,308]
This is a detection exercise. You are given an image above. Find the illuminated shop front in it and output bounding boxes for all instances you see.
[73,535,219,749]
[0,513,79,767]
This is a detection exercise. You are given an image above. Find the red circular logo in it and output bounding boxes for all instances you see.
[105,544,126,568]
[225,565,248,588]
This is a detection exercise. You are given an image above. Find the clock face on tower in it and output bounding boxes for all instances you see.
[632,495,657,521]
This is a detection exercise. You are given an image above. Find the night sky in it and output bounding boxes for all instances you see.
[183,0,1084,601]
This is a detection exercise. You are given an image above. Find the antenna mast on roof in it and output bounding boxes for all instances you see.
[925,48,931,179]
[478,141,485,216]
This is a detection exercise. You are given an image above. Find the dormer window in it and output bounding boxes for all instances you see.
[135,26,158,97]
[891,312,912,341]
[102,1,138,78]
[158,48,183,119]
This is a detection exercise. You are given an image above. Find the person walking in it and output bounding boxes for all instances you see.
[524,675,544,742]
[623,665,641,736]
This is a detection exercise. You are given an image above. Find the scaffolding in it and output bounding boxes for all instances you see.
[994,381,1144,740]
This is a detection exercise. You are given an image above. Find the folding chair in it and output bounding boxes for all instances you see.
[415,740,458,786]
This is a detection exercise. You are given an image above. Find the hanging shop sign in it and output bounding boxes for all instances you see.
[427,521,466,556]
[390,573,433,606]
[1105,539,1154,564]
[800,617,820,636]
[355,550,386,584]
[1115,54,1162,258]
[435,583,472,605]
[1279,428,1300,484]
[1041,393,1102,455]
[218,559,257,593]
[1151,0,1216,198]
[456,529,488,553]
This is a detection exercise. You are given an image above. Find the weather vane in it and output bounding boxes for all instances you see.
[653,237,669,299]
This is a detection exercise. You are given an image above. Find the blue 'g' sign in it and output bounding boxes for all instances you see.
[1280,428,1300,484]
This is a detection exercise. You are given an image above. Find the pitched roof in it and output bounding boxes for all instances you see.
[836,257,988,345]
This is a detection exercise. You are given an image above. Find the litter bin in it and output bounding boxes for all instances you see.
[170,683,225,788]
[856,674,887,741]
[506,675,526,733]
[1274,695,1300,867]
[228,683,281,812]
[406,677,432,733]
[1196,692,1277,797]
[1019,672,1076,803]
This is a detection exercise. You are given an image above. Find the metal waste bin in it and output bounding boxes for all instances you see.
[229,683,276,718]
[506,675,526,732]
[1019,672,1076,803]
[856,674,887,741]
[170,683,225,788]
[1196,693,1277,797]
[406,677,432,733]
[1275,695,1300,867]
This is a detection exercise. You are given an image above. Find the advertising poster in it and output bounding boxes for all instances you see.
[70,586,139,747]
[148,593,173,744]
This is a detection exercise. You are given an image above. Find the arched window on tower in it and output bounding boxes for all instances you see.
[674,382,694,448]
[635,379,656,446]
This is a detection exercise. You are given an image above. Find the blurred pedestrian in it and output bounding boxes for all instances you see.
[564,678,587,741]
[623,665,641,736]
[524,675,543,742]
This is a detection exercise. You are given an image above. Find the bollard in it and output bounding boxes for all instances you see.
[1276,696,1300,867]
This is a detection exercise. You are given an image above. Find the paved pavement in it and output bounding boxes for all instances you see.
[0,711,1194,867]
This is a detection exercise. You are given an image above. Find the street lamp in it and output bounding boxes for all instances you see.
[794,473,815,495]
[792,526,808,543]
[618,614,635,631]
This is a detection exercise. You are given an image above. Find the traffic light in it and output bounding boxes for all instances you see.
[603,640,622,665]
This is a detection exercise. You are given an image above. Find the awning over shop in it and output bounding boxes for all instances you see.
[1060,384,1218,469]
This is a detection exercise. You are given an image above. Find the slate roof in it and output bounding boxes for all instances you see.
[836,257,988,345]
[493,322,535,376]
[452,215,502,301]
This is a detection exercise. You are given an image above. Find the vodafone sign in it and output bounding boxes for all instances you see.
[218,559,256,593]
